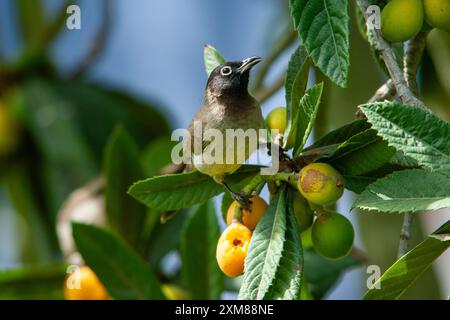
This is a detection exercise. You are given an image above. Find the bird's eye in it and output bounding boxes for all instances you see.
[220,66,233,76]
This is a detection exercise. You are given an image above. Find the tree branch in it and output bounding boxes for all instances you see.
[356,79,396,118]
[254,72,285,104]
[403,31,429,96]
[252,26,296,91]
[398,213,414,258]
[68,0,112,78]
[369,79,396,102]
[356,0,430,259]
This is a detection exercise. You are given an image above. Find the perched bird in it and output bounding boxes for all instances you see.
[183,56,263,206]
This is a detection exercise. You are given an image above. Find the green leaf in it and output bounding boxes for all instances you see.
[289,0,350,87]
[221,192,234,223]
[72,223,164,300]
[285,46,310,146]
[146,210,188,267]
[266,191,303,300]
[204,44,226,76]
[21,79,97,217]
[51,80,170,154]
[354,169,450,213]
[128,165,261,211]
[305,119,371,150]
[363,220,450,300]
[3,161,58,263]
[343,175,376,194]
[304,249,360,299]
[360,102,450,172]
[293,83,323,155]
[140,136,178,177]
[104,127,147,249]
[180,201,223,299]
[389,151,419,168]
[238,188,287,300]
[0,264,67,299]
[326,129,396,176]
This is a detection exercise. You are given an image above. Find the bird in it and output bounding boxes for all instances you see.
[183,56,263,207]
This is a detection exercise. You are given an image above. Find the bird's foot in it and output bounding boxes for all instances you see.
[267,142,288,160]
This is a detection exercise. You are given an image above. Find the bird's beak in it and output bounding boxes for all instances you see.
[238,56,262,74]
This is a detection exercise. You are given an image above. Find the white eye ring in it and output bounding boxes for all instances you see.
[220,66,233,76]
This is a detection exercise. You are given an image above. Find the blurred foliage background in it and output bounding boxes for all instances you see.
[0,0,449,299]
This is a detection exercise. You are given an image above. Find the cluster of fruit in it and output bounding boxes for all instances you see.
[381,0,450,43]
[215,107,355,278]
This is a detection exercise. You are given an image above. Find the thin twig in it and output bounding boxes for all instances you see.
[403,31,429,95]
[369,79,396,102]
[397,32,429,257]
[68,0,112,78]
[252,26,296,91]
[398,214,414,258]
[351,246,369,265]
[356,0,426,109]
[254,72,285,104]
[356,79,397,118]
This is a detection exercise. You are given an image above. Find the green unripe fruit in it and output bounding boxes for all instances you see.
[311,212,354,260]
[265,107,295,149]
[301,226,314,249]
[292,193,314,232]
[381,0,424,42]
[297,163,344,206]
[424,0,450,32]
[266,107,286,133]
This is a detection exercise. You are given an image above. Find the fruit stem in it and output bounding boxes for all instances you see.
[264,172,298,190]
[310,204,325,216]
[242,174,265,195]
[232,203,243,224]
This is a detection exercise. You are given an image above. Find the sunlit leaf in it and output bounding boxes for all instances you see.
[239,188,287,300]
[354,169,450,213]
[360,102,450,172]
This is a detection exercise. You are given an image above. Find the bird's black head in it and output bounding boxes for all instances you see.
[206,56,262,97]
